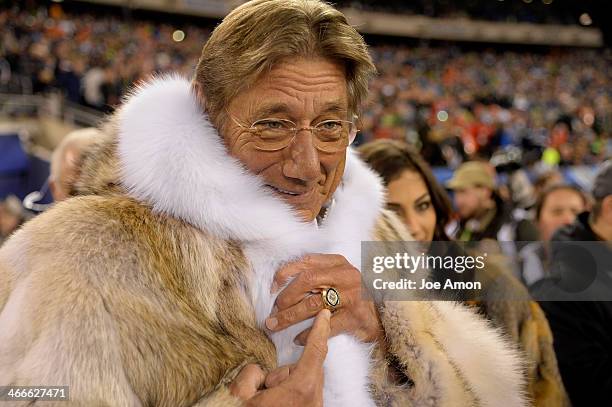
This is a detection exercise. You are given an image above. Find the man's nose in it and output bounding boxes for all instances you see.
[561,211,576,225]
[282,131,320,182]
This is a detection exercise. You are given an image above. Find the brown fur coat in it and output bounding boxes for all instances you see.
[0,77,527,406]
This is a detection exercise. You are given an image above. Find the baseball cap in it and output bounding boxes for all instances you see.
[446,161,495,190]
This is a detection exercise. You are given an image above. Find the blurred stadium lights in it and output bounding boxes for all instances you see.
[542,0,553,4]
[436,111,449,122]
[580,13,593,26]
[172,29,185,42]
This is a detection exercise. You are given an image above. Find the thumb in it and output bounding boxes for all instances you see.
[264,364,294,388]
[229,364,265,401]
[295,309,331,374]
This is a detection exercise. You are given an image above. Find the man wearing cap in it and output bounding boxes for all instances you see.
[447,161,538,251]
[537,161,612,406]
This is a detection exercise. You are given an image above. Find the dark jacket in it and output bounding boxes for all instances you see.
[454,193,539,280]
[537,212,612,407]
[455,192,538,244]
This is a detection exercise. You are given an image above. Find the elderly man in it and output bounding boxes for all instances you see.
[49,127,101,202]
[0,1,526,406]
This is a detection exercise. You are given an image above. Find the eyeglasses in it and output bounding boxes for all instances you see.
[228,113,359,153]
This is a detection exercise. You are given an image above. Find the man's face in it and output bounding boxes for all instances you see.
[538,188,585,241]
[453,186,491,219]
[221,57,349,222]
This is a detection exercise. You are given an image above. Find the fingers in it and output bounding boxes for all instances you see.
[294,309,331,375]
[271,262,303,294]
[275,264,354,311]
[229,364,265,401]
[266,293,323,332]
[293,309,350,345]
[272,254,346,293]
[264,365,293,389]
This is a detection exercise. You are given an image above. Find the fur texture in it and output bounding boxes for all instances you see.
[117,75,383,406]
[0,76,528,406]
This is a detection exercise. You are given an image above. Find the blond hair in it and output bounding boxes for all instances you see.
[194,0,375,126]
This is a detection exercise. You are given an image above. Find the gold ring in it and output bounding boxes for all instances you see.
[321,287,340,311]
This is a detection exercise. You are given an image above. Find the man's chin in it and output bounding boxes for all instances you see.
[268,188,329,222]
[293,207,318,223]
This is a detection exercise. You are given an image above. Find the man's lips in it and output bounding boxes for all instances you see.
[266,184,303,196]
[265,184,317,203]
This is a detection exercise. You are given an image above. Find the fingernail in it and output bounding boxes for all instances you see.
[265,317,278,330]
[322,309,331,320]
[271,305,278,314]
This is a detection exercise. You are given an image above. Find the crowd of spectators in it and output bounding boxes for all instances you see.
[1,4,610,168]
[0,5,209,112]
[364,45,611,168]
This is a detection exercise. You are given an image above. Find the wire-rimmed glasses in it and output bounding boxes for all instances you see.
[228,114,359,153]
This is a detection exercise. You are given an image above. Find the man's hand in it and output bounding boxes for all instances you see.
[230,309,331,406]
[266,254,384,345]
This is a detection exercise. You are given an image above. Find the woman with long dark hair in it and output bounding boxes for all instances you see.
[359,139,570,407]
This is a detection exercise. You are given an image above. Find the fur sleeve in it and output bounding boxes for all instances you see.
[0,224,146,406]
[193,363,246,407]
[369,211,528,406]
[371,301,528,407]
[195,387,243,407]
[0,196,274,406]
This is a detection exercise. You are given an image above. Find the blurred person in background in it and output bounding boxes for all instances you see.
[532,169,565,201]
[536,185,587,243]
[82,62,106,109]
[359,139,570,407]
[0,195,28,246]
[519,185,587,289]
[358,140,451,243]
[49,127,102,202]
[448,160,538,243]
[536,161,612,406]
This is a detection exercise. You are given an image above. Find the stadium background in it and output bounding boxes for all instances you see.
[0,0,610,208]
